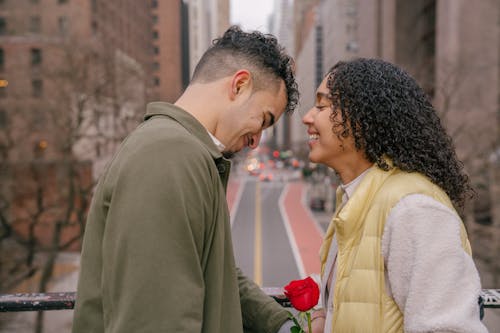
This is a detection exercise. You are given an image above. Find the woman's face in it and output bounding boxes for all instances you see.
[302,75,369,181]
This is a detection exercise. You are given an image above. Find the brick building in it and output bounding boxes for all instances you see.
[0,0,154,251]
[0,0,231,262]
[149,0,230,102]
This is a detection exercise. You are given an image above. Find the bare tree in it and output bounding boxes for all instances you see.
[393,0,499,287]
[433,53,499,288]
[0,36,148,332]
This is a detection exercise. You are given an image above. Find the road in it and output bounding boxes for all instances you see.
[232,179,300,287]
[229,173,324,289]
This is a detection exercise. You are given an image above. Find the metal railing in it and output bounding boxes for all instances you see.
[1,288,499,312]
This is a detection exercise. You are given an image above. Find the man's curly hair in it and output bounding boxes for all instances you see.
[326,58,472,207]
[191,26,299,114]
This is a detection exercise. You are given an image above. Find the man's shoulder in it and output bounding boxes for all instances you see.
[139,113,188,136]
[131,116,207,153]
[104,118,213,180]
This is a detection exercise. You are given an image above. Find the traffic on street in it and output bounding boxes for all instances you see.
[228,152,325,289]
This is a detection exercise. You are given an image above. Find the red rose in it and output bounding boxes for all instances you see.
[284,277,320,312]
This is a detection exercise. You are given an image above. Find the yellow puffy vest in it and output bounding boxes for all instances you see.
[320,166,471,333]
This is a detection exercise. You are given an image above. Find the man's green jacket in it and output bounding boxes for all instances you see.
[72,102,289,333]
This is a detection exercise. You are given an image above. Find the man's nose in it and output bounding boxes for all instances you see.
[249,132,262,149]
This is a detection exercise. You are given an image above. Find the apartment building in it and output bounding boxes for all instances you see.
[0,0,154,250]
[0,0,153,163]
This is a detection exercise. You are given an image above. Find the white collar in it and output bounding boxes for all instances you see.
[207,131,225,152]
[340,166,373,201]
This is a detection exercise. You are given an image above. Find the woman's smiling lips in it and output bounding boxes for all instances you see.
[307,131,319,147]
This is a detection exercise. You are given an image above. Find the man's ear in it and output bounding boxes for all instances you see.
[229,69,252,100]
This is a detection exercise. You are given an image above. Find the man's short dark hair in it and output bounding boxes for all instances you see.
[191,26,299,115]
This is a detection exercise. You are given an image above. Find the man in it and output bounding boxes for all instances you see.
[72,26,299,333]
[302,58,487,333]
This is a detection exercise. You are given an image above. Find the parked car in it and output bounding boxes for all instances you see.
[259,172,273,182]
[309,197,325,211]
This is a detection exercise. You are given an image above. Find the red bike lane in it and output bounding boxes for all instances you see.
[280,182,324,277]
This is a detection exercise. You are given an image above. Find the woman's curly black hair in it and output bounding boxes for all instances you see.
[192,25,299,115]
[326,58,472,207]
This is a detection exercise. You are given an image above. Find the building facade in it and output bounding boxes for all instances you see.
[151,0,188,102]
[0,0,153,164]
[149,0,229,103]
[0,0,154,252]
[185,0,230,78]
[292,0,499,290]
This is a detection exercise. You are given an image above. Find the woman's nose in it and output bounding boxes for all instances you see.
[302,107,315,125]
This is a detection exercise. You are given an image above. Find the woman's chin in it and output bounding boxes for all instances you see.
[308,152,320,164]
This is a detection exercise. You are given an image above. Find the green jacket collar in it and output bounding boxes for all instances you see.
[144,102,222,159]
[144,102,231,189]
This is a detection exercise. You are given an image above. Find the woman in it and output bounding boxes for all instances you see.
[303,58,488,333]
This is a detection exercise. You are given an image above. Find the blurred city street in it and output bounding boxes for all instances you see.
[1,164,499,332]
[0,0,498,332]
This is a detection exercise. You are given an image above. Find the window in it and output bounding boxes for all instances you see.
[0,110,6,128]
[152,62,159,70]
[32,79,43,98]
[152,15,158,24]
[58,16,69,36]
[154,77,160,86]
[95,142,101,157]
[31,48,42,66]
[315,25,324,87]
[91,0,97,12]
[0,48,4,71]
[0,17,6,35]
[91,20,98,35]
[30,0,40,3]
[152,30,158,39]
[33,109,46,129]
[30,16,41,33]
[58,0,69,4]
[153,46,159,55]
[151,0,158,8]
[33,139,48,158]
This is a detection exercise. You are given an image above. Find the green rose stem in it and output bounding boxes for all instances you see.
[287,311,313,333]
[287,311,304,333]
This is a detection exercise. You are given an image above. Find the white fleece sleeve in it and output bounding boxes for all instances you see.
[382,194,488,333]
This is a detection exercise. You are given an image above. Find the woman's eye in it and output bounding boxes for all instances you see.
[315,105,330,110]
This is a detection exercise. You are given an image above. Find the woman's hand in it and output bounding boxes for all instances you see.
[308,309,326,333]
